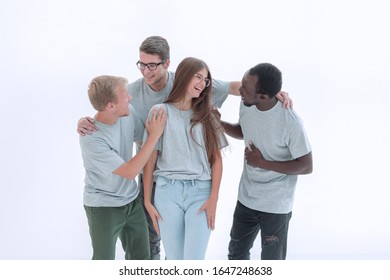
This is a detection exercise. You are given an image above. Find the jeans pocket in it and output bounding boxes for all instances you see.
[155,176,171,189]
[194,180,211,191]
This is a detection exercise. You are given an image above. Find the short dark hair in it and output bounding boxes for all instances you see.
[249,63,282,98]
[139,36,170,61]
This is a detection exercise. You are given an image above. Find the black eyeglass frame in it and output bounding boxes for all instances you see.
[136,60,166,71]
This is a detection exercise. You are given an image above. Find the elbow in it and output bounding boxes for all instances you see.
[123,169,139,180]
[304,169,313,175]
[113,169,137,180]
[299,152,313,175]
[125,173,137,180]
[302,164,313,175]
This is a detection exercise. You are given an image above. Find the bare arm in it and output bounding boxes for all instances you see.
[245,143,313,175]
[77,117,97,136]
[229,81,241,96]
[143,150,161,234]
[211,107,243,140]
[113,108,166,179]
[198,150,223,230]
[221,120,243,140]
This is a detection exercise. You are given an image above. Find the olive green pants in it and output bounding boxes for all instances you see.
[84,197,150,260]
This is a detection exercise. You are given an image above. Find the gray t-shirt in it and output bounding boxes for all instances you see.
[238,101,312,214]
[79,105,144,207]
[145,103,228,180]
[128,71,230,123]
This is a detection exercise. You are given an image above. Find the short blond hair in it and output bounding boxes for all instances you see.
[88,75,128,111]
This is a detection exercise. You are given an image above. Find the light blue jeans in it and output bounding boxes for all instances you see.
[154,176,212,260]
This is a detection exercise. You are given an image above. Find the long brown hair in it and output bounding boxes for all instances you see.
[164,57,221,166]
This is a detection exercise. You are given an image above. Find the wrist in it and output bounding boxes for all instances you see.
[208,193,219,201]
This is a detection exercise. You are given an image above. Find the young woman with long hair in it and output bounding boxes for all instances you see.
[143,57,228,260]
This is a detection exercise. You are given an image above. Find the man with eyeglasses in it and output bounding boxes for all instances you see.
[77,36,291,260]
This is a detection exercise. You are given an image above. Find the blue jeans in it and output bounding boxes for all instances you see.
[228,201,292,260]
[154,176,212,260]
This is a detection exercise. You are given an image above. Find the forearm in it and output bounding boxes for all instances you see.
[113,134,159,179]
[255,152,313,175]
[143,151,158,205]
[229,81,241,96]
[221,121,243,139]
[210,152,223,200]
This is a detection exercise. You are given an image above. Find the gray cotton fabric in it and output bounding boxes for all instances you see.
[128,71,230,123]
[79,105,144,207]
[144,103,228,181]
[238,101,312,214]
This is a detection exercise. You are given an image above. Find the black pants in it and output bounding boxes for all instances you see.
[228,201,292,260]
[139,174,161,260]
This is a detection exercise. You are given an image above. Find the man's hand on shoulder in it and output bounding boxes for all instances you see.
[77,117,97,136]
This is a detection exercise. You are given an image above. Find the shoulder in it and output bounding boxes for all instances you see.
[148,103,167,116]
[150,103,166,111]
[284,107,304,125]
[127,77,145,95]
[166,72,175,88]
[79,129,106,150]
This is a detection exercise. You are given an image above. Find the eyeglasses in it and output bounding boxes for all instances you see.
[136,60,166,71]
[194,73,211,87]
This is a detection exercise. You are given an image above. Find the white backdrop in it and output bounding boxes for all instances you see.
[1,0,389,260]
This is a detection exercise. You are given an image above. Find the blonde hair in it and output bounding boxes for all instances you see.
[88,75,128,111]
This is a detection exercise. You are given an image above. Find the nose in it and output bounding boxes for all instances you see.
[141,67,151,76]
[128,95,132,103]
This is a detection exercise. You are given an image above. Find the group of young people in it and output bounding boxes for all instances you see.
[78,36,313,260]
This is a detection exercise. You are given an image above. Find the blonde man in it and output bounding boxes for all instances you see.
[79,75,166,259]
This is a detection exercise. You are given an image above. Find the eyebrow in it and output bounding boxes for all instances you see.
[195,73,207,78]
[139,61,160,65]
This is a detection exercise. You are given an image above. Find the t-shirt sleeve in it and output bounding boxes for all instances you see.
[212,114,229,149]
[142,104,165,151]
[80,136,124,176]
[211,79,230,108]
[286,120,312,159]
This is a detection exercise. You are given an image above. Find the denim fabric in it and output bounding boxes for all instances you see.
[228,201,292,260]
[154,176,212,260]
[138,174,161,260]
[84,197,149,260]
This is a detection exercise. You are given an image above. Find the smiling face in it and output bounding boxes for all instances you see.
[138,52,170,91]
[113,84,131,117]
[239,71,260,107]
[186,67,209,100]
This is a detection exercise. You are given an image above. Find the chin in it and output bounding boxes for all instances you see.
[144,77,154,85]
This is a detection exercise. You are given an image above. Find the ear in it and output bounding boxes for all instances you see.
[258,93,269,101]
[106,101,115,110]
[164,59,170,69]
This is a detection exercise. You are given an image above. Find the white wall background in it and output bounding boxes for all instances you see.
[0,0,389,260]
